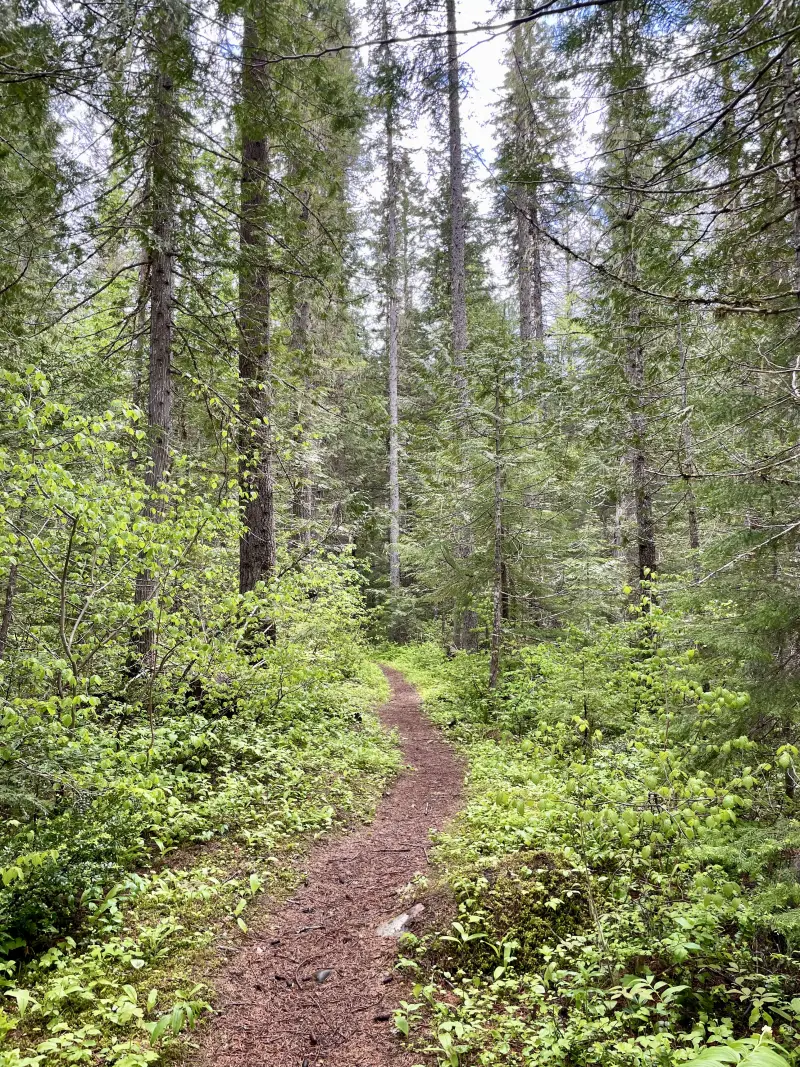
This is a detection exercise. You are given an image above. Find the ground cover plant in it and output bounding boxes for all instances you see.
[386,597,800,1067]
[0,648,397,1067]
[0,373,401,1063]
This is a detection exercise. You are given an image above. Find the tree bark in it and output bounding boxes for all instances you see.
[238,12,276,598]
[624,301,656,583]
[517,186,544,349]
[488,382,504,689]
[289,291,314,549]
[446,0,468,413]
[782,46,800,400]
[0,561,18,661]
[386,98,401,593]
[133,10,179,664]
[677,317,700,556]
[614,10,656,588]
[446,0,478,651]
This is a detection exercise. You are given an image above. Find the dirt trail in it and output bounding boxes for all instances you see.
[196,666,463,1067]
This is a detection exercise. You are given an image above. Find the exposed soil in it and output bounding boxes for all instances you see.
[195,666,463,1067]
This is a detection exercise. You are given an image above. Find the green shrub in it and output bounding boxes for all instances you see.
[387,602,800,1066]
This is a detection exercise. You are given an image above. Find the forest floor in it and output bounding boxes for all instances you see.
[193,666,462,1067]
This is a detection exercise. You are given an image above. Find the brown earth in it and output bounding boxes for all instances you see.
[194,665,463,1067]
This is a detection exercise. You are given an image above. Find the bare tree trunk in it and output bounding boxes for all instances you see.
[289,293,314,549]
[517,184,534,345]
[512,6,544,357]
[489,383,504,689]
[677,317,700,556]
[239,12,276,599]
[386,101,401,593]
[516,183,544,351]
[131,257,149,411]
[133,12,179,664]
[782,46,800,400]
[446,0,468,413]
[529,188,544,347]
[624,303,657,582]
[0,561,18,661]
[446,0,478,651]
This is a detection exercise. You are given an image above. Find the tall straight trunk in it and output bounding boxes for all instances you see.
[677,317,700,556]
[239,12,276,597]
[0,561,18,661]
[782,46,800,400]
[514,5,546,354]
[620,179,656,582]
[133,13,179,663]
[386,102,401,593]
[289,292,314,549]
[446,0,468,413]
[624,301,656,582]
[513,5,544,355]
[446,0,478,651]
[516,183,544,349]
[488,382,504,689]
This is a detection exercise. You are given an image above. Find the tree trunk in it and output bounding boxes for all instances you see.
[446,0,468,413]
[239,12,276,598]
[677,316,700,556]
[782,46,800,400]
[0,561,18,661]
[386,100,401,593]
[289,292,314,550]
[489,383,504,689]
[624,303,657,583]
[512,6,544,357]
[133,11,179,665]
[446,0,478,651]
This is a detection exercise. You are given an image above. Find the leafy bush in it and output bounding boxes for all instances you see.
[0,372,402,1063]
[388,599,800,1066]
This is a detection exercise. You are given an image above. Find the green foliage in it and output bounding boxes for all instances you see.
[386,604,800,1066]
[0,371,401,1063]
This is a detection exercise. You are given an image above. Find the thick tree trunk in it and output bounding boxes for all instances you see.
[517,185,545,350]
[133,16,178,665]
[446,0,478,651]
[239,13,276,598]
[386,105,401,593]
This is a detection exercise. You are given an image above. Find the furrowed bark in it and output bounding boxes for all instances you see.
[133,11,179,666]
[489,382,504,689]
[446,0,478,651]
[289,290,314,549]
[446,0,468,414]
[238,12,276,601]
[782,46,800,400]
[386,97,401,593]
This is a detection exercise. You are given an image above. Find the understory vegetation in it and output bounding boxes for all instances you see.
[388,605,800,1067]
[3,0,800,1064]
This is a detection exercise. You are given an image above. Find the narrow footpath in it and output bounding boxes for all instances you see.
[196,666,463,1067]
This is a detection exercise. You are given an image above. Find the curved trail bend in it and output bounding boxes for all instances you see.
[197,666,463,1067]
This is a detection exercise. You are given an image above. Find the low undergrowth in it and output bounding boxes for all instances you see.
[0,551,400,1066]
[386,601,800,1067]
